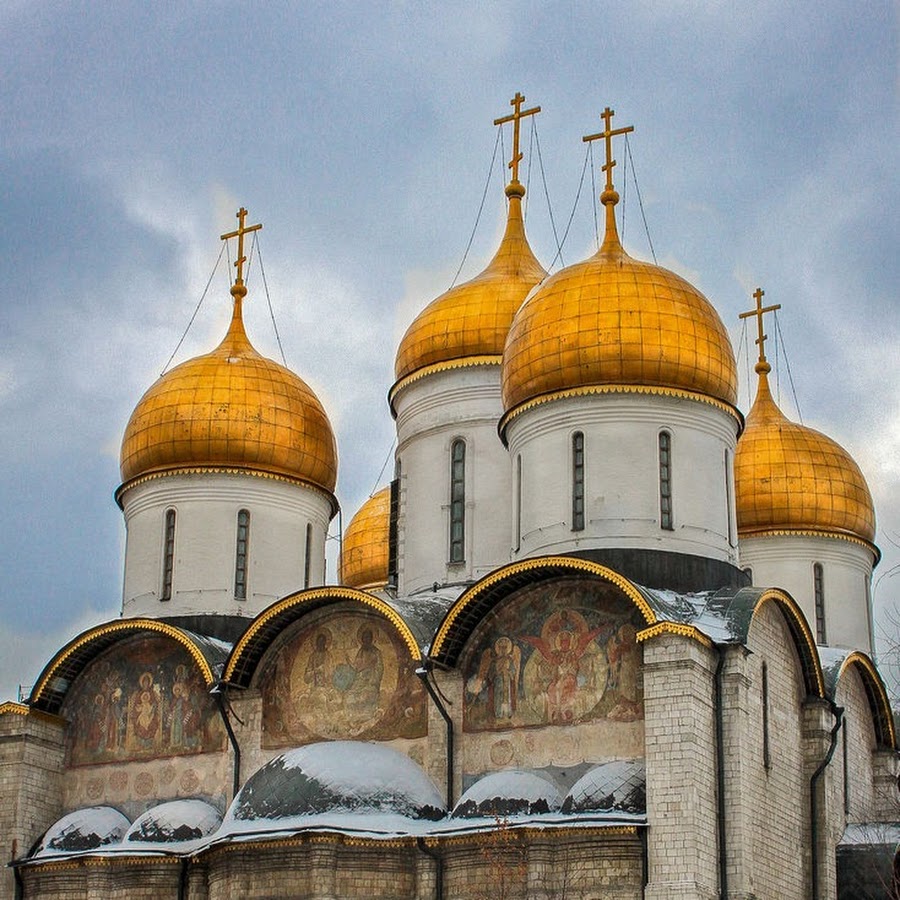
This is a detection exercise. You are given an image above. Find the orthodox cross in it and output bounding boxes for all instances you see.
[221,207,263,286]
[494,91,541,185]
[739,287,781,366]
[583,106,634,193]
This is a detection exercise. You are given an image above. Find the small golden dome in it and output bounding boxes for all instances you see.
[735,369,875,542]
[393,185,546,387]
[501,201,738,420]
[119,293,337,495]
[339,487,391,589]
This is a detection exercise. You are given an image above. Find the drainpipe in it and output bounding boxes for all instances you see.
[417,837,444,900]
[13,863,24,900]
[714,646,728,900]
[810,703,843,900]
[212,682,241,797]
[178,856,189,900]
[415,664,454,806]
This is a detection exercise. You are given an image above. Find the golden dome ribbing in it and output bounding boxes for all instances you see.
[120,276,337,496]
[339,487,391,590]
[393,182,546,387]
[501,199,738,419]
[735,368,875,543]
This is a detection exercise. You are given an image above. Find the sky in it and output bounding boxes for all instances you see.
[1,1,897,702]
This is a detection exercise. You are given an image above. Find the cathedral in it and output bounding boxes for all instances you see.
[1,99,896,900]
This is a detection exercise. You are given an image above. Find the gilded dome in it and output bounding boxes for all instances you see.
[393,184,546,389]
[339,486,391,589]
[735,368,875,543]
[501,201,738,423]
[119,289,337,495]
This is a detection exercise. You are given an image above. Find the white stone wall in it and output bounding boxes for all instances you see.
[393,366,512,595]
[739,534,875,652]
[505,393,739,565]
[120,472,333,619]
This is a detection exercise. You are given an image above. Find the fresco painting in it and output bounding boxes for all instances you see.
[261,611,427,747]
[463,578,643,732]
[64,637,226,766]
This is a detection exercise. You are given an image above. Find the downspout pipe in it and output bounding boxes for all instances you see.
[178,856,189,900]
[416,664,454,807]
[714,645,728,900]
[417,836,444,900]
[13,863,24,900]
[810,703,844,900]
[211,682,241,798]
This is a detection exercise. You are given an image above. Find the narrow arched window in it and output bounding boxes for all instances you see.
[725,448,736,546]
[659,431,673,530]
[742,566,753,584]
[234,510,250,600]
[814,563,826,644]
[304,522,313,589]
[449,439,466,563]
[761,661,771,771]
[572,432,585,532]
[161,509,176,602]
[842,720,850,814]
[388,476,400,588]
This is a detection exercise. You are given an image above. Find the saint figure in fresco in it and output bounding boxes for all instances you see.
[127,671,162,749]
[347,626,384,718]
[605,623,642,720]
[467,635,521,721]
[522,609,608,724]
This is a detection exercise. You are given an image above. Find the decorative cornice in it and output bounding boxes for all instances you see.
[637,622,714,649]
[225,586,422,683]
[115,466,339,516]
[500,383,743,443]
[431,556,656,661]
[0,701,29,716]
[738,528,880,563]
[389,356,501,413]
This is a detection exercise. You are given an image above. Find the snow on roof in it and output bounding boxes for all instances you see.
[125,799,222,844]
[452,769,562,818]
[225,741,446,824]
[33,806,130,857]
[563,759,645,815]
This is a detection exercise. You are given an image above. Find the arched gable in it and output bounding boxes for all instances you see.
[750,589,825,699]
[29,619,222,715]
[431,556,657,668]
[831,651,896,750]
[225,586,423,688]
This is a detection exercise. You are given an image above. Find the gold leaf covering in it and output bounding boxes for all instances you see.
[119,298,337,494]
[501,223,738,415]
[735,370,875,542]
[339,487,390,589]
[394,186,546,384]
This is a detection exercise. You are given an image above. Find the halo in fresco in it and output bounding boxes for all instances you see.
[462,578,643,732]
[260,610,427,747]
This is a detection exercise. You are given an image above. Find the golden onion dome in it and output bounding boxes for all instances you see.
[339,486,391,589]
[501,195,738,425]
[392,182,546,393]
[119,284,337,498]
[735,366,875,544]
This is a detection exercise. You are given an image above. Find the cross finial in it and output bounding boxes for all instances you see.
[220,207,263,288]
[494,91,541,186]
[583,106,634,197]
[739,287,782,373]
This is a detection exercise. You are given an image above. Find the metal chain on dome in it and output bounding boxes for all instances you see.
[589,140,600,248]
[544,141,591,272]
[370,437,398,498]
[253,234,288,367]
[532,121,565,267]
[624,135,657,264]
[773,311,803,423]
[448,126,502,290]
[161,240,227,375]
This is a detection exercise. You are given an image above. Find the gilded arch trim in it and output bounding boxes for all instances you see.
[30,619,217,714]
[431,556,657,667]
[751,589,825,698]
[837,651,897,749]
[225,586,423,686]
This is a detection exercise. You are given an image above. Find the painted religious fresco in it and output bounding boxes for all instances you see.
[260,609,427,748]
[63,636,226,767]
[462,578,644,733]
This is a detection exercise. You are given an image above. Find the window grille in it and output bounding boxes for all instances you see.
[234,510,250,600]
[814,563,826,644]
[449,439,466,563]
[161,509,176,601]
[572,432,585,531]
[659,431,673,530]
